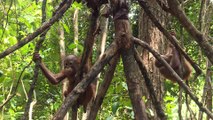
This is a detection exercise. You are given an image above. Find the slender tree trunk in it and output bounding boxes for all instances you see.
[98,17,108,59]
[72,8,79,120]
[87,55,119,120]
[205,61,212,120]
[58,25,66,69]
[85,13,109,120]
[178,26,184,120]
[73,8,79,54]
[29,91,37,120]
[121,46,148,120]
[109,0,148,119]
[198,1,213,120]
[58,23,70,120]
[138,0,168,119]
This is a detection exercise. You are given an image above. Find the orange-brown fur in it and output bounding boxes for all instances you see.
[155,45,192,82]
[33,53,96,112]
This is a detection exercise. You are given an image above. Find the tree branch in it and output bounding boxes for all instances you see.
[79,10,100,80]
[109,0,148,119]
[22,0,47,119]
[87,54,119,120]
[0,0,74,59]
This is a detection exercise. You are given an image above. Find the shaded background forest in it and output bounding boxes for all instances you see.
[0,0,212,120]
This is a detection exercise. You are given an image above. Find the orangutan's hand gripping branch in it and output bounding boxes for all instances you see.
[33,53,96,112]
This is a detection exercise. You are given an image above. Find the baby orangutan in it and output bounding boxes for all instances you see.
[155,32,192,82]
[33,53,96,112]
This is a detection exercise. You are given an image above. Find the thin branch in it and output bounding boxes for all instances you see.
[133,37,213,119]
[79,10,100,80]
[0,61,32,109]
[87,54,119,120]
[0,0,74,59]
[133,48,166,120]
[1,0,13,40]
[178,87,183,120]
[22,0,47,119]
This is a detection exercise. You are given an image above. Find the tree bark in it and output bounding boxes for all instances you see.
[138,0,167,119]
[87,55,119,120]
[134,48,166,120]
[73,8,79,54]
[110,0,148,119]
[121,47,148,120]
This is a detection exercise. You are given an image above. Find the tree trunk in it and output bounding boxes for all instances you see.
[108,0,148,119]
[85,13,109,120]
[58,24,70,120]
[138,0,168,119]
[87,55,119,120]
[73,8,79,54]
[198,1,213,119]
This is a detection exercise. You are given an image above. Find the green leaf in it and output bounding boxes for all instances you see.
[77,44,84,53]
[0,70,3,77]
[106,116,114,120]
[112,102,119,114]
[63,23,70,34]
[72,1,82,9]
[121,81,127,90]
[68,43,76,50]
